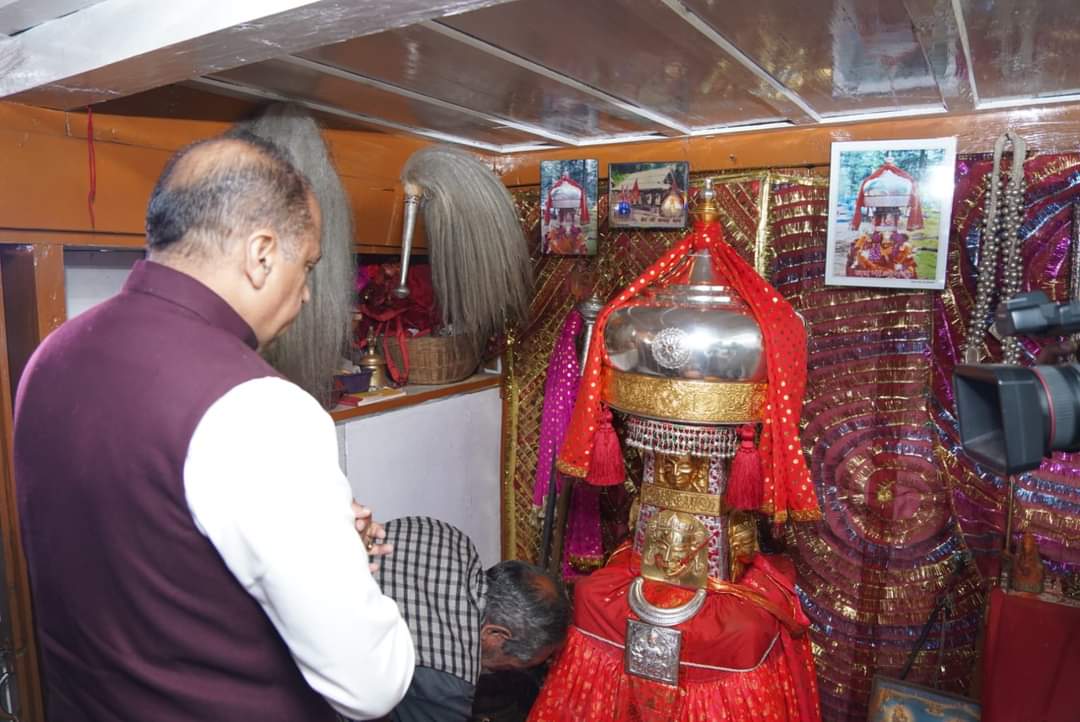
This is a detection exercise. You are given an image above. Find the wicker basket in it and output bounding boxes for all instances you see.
[384,333,480,385]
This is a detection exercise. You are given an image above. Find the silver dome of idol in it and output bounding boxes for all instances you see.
[604,250,766,383]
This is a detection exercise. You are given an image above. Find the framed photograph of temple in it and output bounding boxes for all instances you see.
[867,676,979,722]
[541,159,599,255]
[824,138,957,290]
[608,161,689,229]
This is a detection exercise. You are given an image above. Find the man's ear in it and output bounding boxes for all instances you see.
[242,229,278,290]
[480,623,512,647]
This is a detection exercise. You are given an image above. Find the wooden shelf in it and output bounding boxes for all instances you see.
[329,372,501,422]
[0,228,145,249]
[0,229,428,256]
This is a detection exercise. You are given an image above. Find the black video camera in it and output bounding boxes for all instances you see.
[953,291,1080,475]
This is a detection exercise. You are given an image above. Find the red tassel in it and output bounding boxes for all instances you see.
[726,424,763,510]
[586,406,625,486]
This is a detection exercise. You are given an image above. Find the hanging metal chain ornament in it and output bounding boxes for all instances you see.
[963,131,1027,365]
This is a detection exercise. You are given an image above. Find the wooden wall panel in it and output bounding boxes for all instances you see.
[8,101,1080,249]
[0,102,431,251]
[0,126,170,235]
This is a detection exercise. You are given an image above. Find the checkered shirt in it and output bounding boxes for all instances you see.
[376,516,488,685]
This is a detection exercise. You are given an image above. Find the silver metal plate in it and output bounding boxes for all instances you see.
[652,327,691,370]
[625,619,681,686]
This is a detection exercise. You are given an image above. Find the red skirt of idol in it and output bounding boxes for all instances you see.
[527,551,821,722]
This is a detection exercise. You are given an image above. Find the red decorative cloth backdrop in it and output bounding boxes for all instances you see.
[932,153,1080,581]
[769,181,983,721]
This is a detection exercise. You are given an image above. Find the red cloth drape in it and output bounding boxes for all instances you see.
[556,220,819,523]
[528,552,821,722]
[849,161,924,230]
[981,588,1080,722]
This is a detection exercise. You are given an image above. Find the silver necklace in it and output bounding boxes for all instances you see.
[627,577,707,627]
[964,131,1027,365]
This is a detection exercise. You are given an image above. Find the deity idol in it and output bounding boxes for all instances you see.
[529,180,822,722]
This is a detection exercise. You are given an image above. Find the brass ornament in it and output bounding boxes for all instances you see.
[357,329,391,392]
[603,369,766,424]
[691,177,720,223]
[654,452,711,493]
[627,494,642,533]
[640,483,723,518]
[641,509,710,590]
[728,511,760,581]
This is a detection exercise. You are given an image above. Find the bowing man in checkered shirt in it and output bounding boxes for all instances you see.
[371,516,570,722]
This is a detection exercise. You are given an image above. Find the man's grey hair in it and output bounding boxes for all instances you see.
[239,103,356,408]
[145,132,314,260]
[484,561,570,661]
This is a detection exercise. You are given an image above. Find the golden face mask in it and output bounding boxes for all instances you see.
[655,452,710,494]
[642,510,709,589]
[727,511,759,582]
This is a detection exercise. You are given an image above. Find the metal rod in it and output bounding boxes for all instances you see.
[576,295,606,368]
[1000,474,1017,587]
[394,192,420,299]
[1070,203,1080,357]
[549,478,574,576]
[539,454,559,568]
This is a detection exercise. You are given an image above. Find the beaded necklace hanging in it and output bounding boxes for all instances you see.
[963,131,1027,365]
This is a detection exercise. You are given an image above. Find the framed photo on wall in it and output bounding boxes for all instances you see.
[867,676,979,722]
[825,138,957,290]
[541,159,599,255]
[608,161,689,229]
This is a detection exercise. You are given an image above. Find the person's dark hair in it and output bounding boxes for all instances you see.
[145,131,314,259]
[484,561,570,662]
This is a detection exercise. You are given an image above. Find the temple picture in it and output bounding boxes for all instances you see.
[867,676,980,722]
[825,138,957,289]
[609,161,689,228]
[541,159,599,255]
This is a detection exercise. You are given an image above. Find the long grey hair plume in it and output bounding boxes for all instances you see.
[402,146,532,345]
[240,103,355,408]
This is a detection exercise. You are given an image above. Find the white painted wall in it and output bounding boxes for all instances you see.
[64,249,141,318]
[339,387,502,568]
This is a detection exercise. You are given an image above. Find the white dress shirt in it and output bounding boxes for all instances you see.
[184,376,415,720]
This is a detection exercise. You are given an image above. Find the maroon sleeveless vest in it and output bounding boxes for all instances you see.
[14,261,335,721]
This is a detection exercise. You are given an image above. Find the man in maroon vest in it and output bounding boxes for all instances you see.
[13,134,415,720]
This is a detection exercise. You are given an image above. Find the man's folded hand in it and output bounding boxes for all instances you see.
[352,501,394,573]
